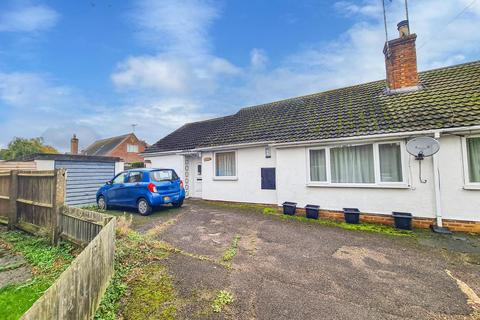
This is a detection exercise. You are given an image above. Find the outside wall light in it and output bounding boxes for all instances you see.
[265,146,271,158]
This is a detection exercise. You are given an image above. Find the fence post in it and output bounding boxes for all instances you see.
[8,170,18,230]
[51,169,66,245]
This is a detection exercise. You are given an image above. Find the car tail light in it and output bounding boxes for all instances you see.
[147,183,157,193]
[180,180,184,189]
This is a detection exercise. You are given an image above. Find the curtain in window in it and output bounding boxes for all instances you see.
[330,144,374,183]
[379,143,403,182]
[216,152,236,176]
[467,137,480,182]
[310,149,327,181]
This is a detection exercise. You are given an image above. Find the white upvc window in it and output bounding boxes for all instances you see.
[307,141,407,188]
[213,151,237,180]
[127,144,139,153]
[462,135,480,188]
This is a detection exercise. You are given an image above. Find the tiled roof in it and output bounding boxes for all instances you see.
[83,134,131,156]
[145,60,480,154]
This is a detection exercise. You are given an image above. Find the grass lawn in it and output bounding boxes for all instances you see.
[0,229,75,320]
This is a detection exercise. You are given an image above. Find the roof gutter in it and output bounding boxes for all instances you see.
[270,125,480,148]
[141,150,184,157]
[191,141,275,152]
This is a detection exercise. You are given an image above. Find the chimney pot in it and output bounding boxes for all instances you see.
[71,134,79,155]
[397,20,410,37]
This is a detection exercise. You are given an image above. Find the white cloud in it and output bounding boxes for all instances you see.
[250,49,268,70]
[132,0,219,55]
[112,55,190,92]
[0,72,75,110]
[334,1,380,18]
[0,4,59,32]
[111,0,241,109]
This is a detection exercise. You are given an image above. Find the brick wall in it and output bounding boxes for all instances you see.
[294,207,480,233]
[383,34,419,90]
[108,135,146,164]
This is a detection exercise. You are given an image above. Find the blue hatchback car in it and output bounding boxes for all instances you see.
[96,168,185,215]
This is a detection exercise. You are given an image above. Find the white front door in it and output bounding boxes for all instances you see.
[193,158,203,198]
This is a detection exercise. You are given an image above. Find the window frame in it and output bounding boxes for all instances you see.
[306,140,408,188]
[462,135,480,189]
[127,144,139,153]
[213,150,238,180]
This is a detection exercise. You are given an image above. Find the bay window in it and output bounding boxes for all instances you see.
[308,141,406,186]
[214,151,237,178]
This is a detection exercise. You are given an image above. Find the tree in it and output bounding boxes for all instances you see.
[0,137,58,160]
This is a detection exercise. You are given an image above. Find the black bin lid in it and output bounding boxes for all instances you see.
[282,202,297,206]
[343,208,360,214]
[392,211,412,218]
[305,204,320,210]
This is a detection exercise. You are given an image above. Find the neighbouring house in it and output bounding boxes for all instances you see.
[82,133,147,165]
[142,21,480,232]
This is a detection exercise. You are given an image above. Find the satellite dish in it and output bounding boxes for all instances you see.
[406,137,440,160]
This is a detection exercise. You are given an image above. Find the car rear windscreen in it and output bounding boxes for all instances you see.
[150,170,179,182]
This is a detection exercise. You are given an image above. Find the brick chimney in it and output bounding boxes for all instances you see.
[383,20,419,92]
[70,134,79,155]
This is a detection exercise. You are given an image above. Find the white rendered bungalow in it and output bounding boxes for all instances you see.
[143,22,480,232]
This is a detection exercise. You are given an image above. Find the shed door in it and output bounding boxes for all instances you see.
[55,161,115,206]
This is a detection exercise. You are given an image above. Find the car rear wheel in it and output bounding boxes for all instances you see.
[97,196,107,210]
[172,200,183,208]
[137,198,152,216]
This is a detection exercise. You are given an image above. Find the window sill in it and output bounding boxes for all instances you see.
[213,176,238,181]
[463,184,480,190]
[306,183,410,189]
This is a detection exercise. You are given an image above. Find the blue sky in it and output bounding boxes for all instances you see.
[1,0,479,151]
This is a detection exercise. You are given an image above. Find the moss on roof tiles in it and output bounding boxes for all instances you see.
[145,60,480,153]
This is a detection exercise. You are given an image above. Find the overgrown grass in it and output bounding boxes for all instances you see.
[212,290,234,313]
[94,216,174,320]
[0,231,75,320]
[122,265,176,320]
[222,235,240,262]
[262,208,415,237]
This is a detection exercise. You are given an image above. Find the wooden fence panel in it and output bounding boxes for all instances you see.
[16,171,55,229]
[21,216,116,320]
[61,207,109,245]
[0,171,10,222]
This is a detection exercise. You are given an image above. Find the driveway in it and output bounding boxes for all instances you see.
[126,200,480,320]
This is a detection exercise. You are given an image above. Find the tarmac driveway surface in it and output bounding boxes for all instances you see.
[129,200,480,320]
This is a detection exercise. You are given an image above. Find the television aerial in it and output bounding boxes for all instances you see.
[406,136,440,183]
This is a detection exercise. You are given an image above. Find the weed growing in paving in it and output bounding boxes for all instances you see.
[222,235,241,262]
[0,231,74,320]
[262,208,415,237]
[212,290,234,313]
